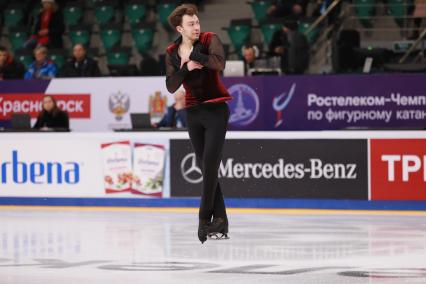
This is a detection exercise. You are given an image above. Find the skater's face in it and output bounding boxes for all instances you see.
[177,14,200,42]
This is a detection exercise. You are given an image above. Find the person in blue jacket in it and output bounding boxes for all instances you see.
[155,89,187,128]
[24,46,57,80]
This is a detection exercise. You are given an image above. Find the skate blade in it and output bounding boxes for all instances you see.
[208,233,230,240]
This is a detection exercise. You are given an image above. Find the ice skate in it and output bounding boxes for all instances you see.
[198,219,210,244]
[207,217,229,240]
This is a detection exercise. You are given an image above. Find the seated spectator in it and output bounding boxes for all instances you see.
[154,90,187,128]
[24,46,57,80]
[34,95,69,130]
[242,44,260,75]
[139,53,162,76]
[0,46,25,80]
[24,0,65,50]
[60,44,101,77]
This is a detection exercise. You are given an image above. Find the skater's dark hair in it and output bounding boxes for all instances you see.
[168,4,198,29]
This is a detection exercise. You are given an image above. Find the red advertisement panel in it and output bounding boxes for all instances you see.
[371,139,426,200]
[0,93,91,119]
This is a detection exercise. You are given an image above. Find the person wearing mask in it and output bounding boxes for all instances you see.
[34,95,69,130]
[24,46,57,80]
[154,89,187,128]
[0,46,25,80]
[60,44,101,77]
[25,0,65,49]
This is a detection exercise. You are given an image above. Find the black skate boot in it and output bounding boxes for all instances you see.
[208,217,229,240]
[198,219,210,244]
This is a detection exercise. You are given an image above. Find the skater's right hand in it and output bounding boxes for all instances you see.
[187,60,203,71]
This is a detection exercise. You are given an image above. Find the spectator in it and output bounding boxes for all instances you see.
[60,44,101,77]
[269,26,291,73]
[24,0,65,50]
[139,53,162,76]
[0,46,26,80]
[242,44,260,75]
[24,46,57,80]
[34,95,69,130]
[154,89,187,128]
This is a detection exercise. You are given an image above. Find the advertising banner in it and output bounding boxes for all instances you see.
[101,141,133,194]
[223,75,426,130]
[1,132,426,206]
[45,78,170,131]
[0,134,169,198]
[370,139,426,200]
[132,143,166,197]
[0,78,171,131]
[170,139,369,199]
[0,93,91,119]
[1,75,425,131]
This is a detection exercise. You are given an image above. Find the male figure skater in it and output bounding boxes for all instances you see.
[165,4,232,243]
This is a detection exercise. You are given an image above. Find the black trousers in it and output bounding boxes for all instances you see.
[186,102,230,220]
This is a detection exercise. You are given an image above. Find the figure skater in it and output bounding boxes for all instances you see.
[165,4,232,244]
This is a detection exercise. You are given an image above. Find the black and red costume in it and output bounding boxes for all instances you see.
[166,32,231,224]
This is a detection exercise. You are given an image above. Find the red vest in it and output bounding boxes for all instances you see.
[166,32,231,108]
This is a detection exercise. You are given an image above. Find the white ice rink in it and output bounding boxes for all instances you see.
[1,207,426,284]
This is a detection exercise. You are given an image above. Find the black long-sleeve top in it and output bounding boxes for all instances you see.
[34,110,69,129]
[165,32,231,108]
[60,57,101,78]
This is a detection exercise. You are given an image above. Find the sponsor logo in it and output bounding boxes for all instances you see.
[0,150,80,185]
[371,139,426,200]
[220,158,357,180]
[149,91,167,122]
[272,83,296,128]
[181,153,203,184]
[109,91,130,121]
[0,94,90,119]
[180,153,357,184]
[381,155,426,182]
[101,141,165,196]
[228,84,259,126]
[171,139,368,199]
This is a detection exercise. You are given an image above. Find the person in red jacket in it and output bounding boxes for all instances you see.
[166,4,232,244]
[24,0,65,49]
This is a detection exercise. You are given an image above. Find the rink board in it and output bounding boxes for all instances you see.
[0,131,426,209]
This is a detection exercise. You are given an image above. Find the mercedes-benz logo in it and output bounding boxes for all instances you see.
[181,153,203,184]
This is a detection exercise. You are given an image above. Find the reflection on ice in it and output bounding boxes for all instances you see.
[0,208,425,283]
